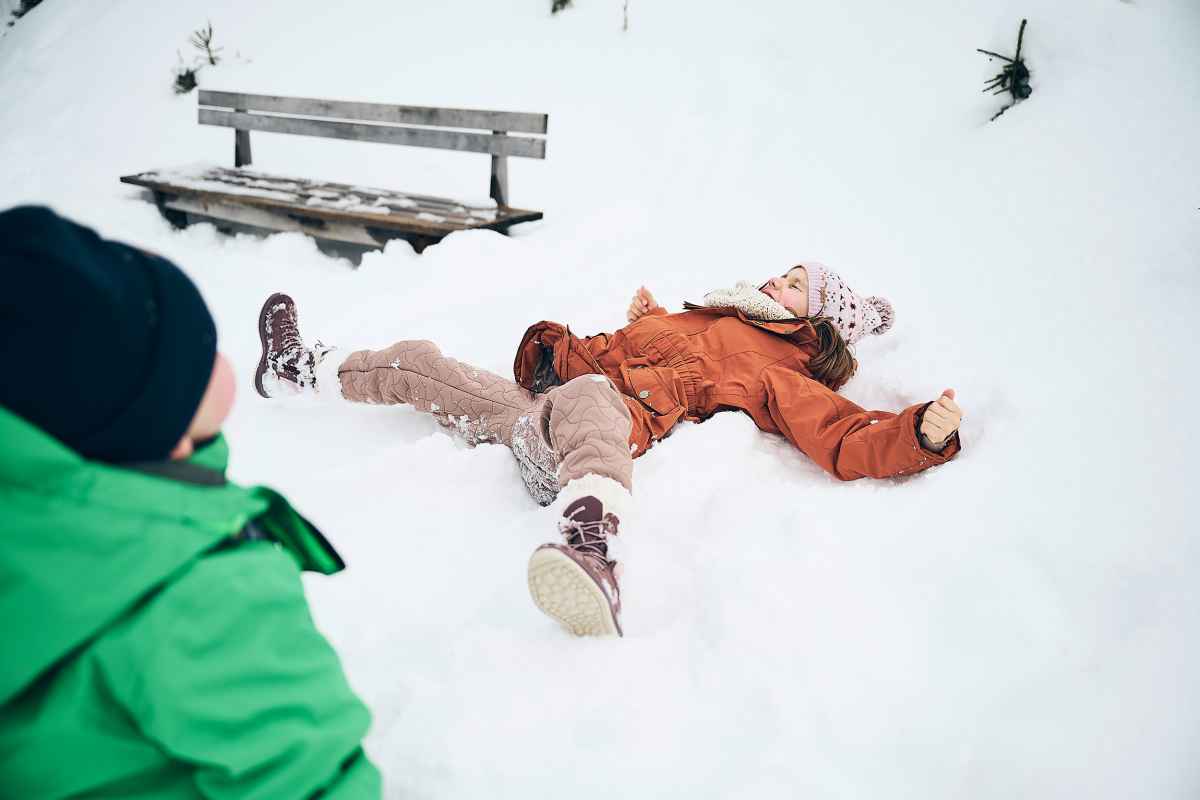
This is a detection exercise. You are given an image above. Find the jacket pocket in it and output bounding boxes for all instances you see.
[621,360,687,438]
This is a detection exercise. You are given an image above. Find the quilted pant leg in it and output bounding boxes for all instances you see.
[336,340,536,446]
[336,343,633,505]
[542,374,634,493]
[525,375,633,637]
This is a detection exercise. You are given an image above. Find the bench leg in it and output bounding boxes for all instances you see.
[234,119,252,167]
[490,140,509,208]
[409,234,441,254]
[153,192,190,230]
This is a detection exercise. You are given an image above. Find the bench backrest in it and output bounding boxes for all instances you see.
[198,91,548,206]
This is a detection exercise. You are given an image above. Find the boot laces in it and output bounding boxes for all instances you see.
[271,304,306,363]
[558,515,617,567]
[267,303,325,386]
[312,339,334,363]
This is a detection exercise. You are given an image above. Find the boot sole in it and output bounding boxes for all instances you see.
[527,548,622,637]
[253,292,291,398]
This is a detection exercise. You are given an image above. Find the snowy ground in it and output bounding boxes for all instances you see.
[0,0,21,38]
[2,1,1199,797]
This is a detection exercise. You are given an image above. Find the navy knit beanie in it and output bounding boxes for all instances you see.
[0,206,217,463]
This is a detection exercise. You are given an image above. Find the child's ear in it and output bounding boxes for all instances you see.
[169,435,194,461]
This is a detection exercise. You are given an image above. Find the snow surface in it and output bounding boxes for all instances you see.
[2,1,1199,797]
[0,1,17,29]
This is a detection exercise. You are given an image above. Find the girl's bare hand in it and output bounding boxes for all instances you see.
[918,389,962,452]
[626,286,661,322]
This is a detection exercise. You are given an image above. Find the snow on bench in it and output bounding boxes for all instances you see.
[120,91,547,254]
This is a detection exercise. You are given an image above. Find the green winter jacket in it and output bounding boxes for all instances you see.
[0,407,381,798]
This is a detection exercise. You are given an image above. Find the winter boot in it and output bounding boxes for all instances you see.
[510,407,560,507]
[527,490,624,637]
[253,292,332,397]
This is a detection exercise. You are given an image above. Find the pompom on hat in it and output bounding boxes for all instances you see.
[802,261,894,345]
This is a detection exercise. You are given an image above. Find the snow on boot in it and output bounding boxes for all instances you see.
[253,292,332,397]
[510,410,559,507]
[528,486,625,637]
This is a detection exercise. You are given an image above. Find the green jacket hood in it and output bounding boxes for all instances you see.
[0,407,341,704]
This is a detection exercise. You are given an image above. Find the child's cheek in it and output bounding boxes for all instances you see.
[209,354,237,426]
[191,354,237,438]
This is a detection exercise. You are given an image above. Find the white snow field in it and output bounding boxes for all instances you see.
[2,1,1199,797]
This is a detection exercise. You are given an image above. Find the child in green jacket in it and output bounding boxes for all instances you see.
[0,207,380,798]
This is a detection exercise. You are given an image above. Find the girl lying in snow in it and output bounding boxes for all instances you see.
[254,262,963,638]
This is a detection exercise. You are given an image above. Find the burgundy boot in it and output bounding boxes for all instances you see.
[527,495,624,637]
[253,293,331,397]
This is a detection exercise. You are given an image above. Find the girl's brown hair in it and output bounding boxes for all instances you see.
[806,316,857,392]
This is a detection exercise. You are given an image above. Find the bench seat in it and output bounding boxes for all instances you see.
[121,166,543,253]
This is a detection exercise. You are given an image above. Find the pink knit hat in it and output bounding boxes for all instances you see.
[802,262,894,345]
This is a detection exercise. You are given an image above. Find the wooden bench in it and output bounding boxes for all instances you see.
[120,91,548,255]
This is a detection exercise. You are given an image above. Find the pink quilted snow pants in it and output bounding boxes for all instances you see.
[336,340,633,504]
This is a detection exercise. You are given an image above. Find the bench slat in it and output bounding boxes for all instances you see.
[176,166,500,215]
[155,167,498,224]
[161,195,391,247]
[199,90,548,135]
[199,109,546,159]
[120,169,543,237]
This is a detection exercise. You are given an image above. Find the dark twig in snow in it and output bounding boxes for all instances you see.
[173,51,199,95]
[977,19,1032,122]
[190,21,222,66]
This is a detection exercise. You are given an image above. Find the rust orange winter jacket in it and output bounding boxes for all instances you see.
[514,306,960,481]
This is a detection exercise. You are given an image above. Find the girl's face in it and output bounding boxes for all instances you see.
[760,266,809,317]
